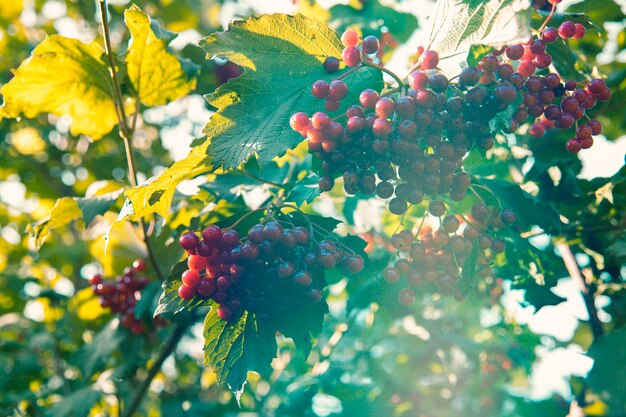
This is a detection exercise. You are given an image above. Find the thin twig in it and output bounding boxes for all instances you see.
[121,324,188,417]
[361,60,404,87]
[555,242,604,339]
[99,0,164,281]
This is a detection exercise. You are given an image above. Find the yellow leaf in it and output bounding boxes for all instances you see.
[124,5,198,107]
[10,127,46,155]
[0,35,118,139]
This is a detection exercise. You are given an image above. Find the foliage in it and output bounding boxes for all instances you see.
[0,0,624,417]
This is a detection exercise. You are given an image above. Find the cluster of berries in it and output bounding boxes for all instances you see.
[384,202,517,305]
[178,220,364,322]
[89,260,162,334]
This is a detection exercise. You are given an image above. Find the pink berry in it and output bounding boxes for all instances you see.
[182,269,201,287]
[177,284,196,300]
[342,47,361,67]
[341,30,359,48]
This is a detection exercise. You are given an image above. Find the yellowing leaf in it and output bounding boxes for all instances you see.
[0,35,118,139]
[124,5,198,106]
[27,197,82,249]
[122,138,213,219]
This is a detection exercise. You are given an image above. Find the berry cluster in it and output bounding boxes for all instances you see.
[471,19,609,153]
[384,202,516,305]
[89,260,160,334]
[178,220,364,321]
[291,45,486,214]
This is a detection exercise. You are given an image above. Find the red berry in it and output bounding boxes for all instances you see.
[558,21,576,39]
[182,269,201,287]
[588,79,606,95]
[383,266,400,283]
[217,305,233,321]
[89,274,103,286]
[294,270,312,287]
[573,23,586,39]
[398,288,415,306]
[359,89,379,108]
[362,35,379,54]
[197,279,216,298]
[329,80,348,101]
[132,259,146,272]
[566,138,582,153]
[311,112,330,130]
[342,47,361,67]
[408,70,428,90]
[420,50,439,69]
[375,97,395,118]
[580,136,594,149]
[202,225,222,243]
[221,230,240,247]
[177,284,196,300]
[179,232,200,250]
[188,255,208,271]
[587,119,602,135]
[341,30,359,48]
[542,27,558,43]
[312,80,330,99]
[344,254,364,273]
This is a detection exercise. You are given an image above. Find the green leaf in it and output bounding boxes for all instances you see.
[203,309,277,397]
[426,0,532,56]
[567,0,626,24]
[124,5,198,106]
[476,179,562,233]
[45,387,101,417]
[27,191,121,249]
[587,326,626,414]
[522,283,566,310]
[154,260,212,317]
[0,35,118,139]
[329,0,419,44]
[606,233,626,261]
[199,13,383,168]
[122,139,213,220]
[285,174,320,206]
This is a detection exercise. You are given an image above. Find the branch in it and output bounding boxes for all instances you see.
[121,324,187,417]
[98,0,164,281]
[555,242,604,339]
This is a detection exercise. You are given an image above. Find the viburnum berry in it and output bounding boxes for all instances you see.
[312,80,330,99]
[558,21,576,38]
[323,56,340,73]
[362,35,379,54]
[342,47,361,67]
[341,30,359,48]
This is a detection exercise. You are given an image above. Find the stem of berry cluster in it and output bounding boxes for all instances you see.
[361,60,404,87]
[555,242,604,340]
[98,0,164,282]
[537,3,557,33]
[120,323,188,417]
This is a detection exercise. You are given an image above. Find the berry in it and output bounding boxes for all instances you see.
[178,284,196,300]
[362,36,379,54]
[290,112,309,131]
[408,70,428,90]
[323,56,340,73]
[566,138,582,153]
[542,27,558,42]
[359,89,379,108]
[428,200,446,217]
[188,255,208,271]
[558,21,576,38]
[383,267,400,283]
[573,23,586,39]
[329,80,348,101]
[202,225,222,243]
[182,269,201,287]
[179,232,199,250]
[341,30,359,48]
[312,80,330,99]
[398,288,415,306]
[420,50,439,69]
[217,305,233,321]
[342,47,361,67]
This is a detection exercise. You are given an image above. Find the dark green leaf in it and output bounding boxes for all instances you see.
[46,388,101,417]
[476,179,562,233]
[203,310,277,397]
[199,14,383,168]
[329,0,418,44]
[587,326,626,414]
[154,260,212,317]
